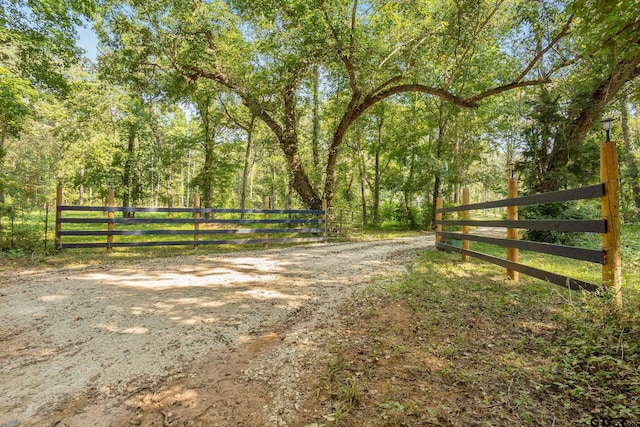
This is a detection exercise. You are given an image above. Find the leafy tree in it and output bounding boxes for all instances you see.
[0,67,36,204]
[0,0,95,94]
[96,0,571,209]
[619,94,640,220]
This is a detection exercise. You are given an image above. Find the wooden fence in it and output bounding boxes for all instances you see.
[435,137,622,305]
[55,187,328,252]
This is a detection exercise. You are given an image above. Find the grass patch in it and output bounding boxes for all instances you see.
[310,248,640,426]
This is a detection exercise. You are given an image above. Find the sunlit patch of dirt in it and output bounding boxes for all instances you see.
[0,236,433,427]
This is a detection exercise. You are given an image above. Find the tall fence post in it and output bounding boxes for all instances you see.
[194,192,200,250]
[507,177,519,282]
[107,189,114,254]
[322,199,328,242]
[601,138,622,308]
[55,184,62,253]
[435,197,443,248]
[462,188,470,261]
[264,196,269,247]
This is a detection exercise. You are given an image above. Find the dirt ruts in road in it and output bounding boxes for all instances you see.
[0,235,434,427]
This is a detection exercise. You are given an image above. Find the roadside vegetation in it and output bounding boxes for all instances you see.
[309,226,640,427]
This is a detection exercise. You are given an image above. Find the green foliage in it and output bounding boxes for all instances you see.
[0,205,54,255]
[546,294,640,419]
[0,0,95,94]
[2,0,640,255]
[518,88,601,194]
[568,0,640,61]
[0,66,36,138]
[520,200,599,245]
[314,230,640,426]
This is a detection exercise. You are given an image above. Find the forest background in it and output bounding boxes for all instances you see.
[1,0,640,255]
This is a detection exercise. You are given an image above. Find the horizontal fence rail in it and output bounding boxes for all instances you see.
[58,206,325,215]
[58,217,324,225]
[435,181,614,293]
[55,189,328,252]
[437,231,606,264]
[435,242,601,292]
[438,184,605,213]
[437,219,607,233]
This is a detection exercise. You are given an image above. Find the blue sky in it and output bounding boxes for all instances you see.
[76,23,99,62]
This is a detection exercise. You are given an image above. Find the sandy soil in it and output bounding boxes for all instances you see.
[0,235,434,427]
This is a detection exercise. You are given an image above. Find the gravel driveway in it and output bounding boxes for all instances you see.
[0,235,434,426]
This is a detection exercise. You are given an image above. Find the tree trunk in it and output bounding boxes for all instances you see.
[403,189,414,227]
[122,125,136,218]
[0,131,5,205]
[79,168,85,206]
[621,96,640,219]
[281,78,322,209]
[373,110,384,225]
[166,186,173,212]
[240,115,256,218]
[271,163,277,208]
[312,64,320,169]
[359,168,367,228]
[354,126,368,227]
[202,140,215,215]
[404,148,416,228]
[431,176,441,228]
[430,104,447,228]
[286,172,293,222]
[199,95,216,217]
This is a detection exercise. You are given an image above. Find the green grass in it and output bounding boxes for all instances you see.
[463,222,640,289]
[312,243,640,426]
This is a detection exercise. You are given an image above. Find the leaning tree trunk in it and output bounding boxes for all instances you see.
[373,110,384,225]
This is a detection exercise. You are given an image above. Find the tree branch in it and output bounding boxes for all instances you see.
[515,14,574,83]
[445,0,505,89]
[321,4,359,94]
[365,84,479,109]
[219,95,249,132]
[179,64,285,141]
[466,79,549,104]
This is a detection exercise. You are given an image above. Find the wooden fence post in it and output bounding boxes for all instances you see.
[264,196,269,247]
[194,193,200,249]
[322,199,328,242]
[601,138,622,308]
[435,197,443,247]
[507,177,519,282]
[107,189,114,254]
[55,184,62,253]
[462,188,470,261]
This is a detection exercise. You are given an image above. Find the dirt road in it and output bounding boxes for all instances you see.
[0,235,433,427]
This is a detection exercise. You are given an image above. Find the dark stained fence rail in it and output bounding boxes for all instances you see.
[55,190,328,252]
[435,183,607,293]
[438,184,605,213]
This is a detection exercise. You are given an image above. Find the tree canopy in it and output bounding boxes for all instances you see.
[2,0,640,247]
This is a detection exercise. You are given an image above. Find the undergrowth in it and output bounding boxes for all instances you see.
[310,249,640,427]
